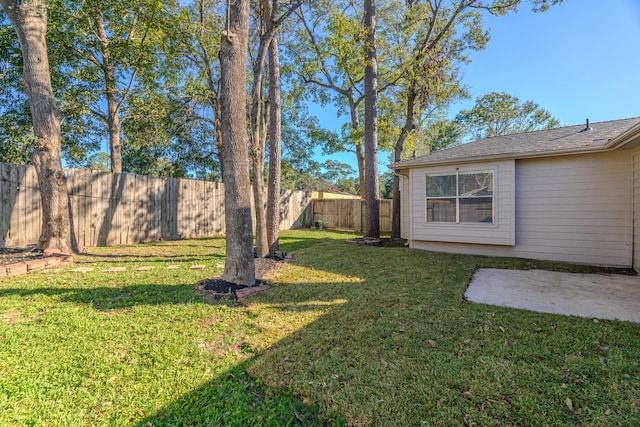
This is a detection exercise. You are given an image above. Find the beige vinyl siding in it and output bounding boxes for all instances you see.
[399,172,410,239]
[409,160,515,246]
[409,151,633,267]
[633,148,640,270]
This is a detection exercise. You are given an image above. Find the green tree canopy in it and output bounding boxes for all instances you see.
[0,15,33,164]
[456,91,560,140]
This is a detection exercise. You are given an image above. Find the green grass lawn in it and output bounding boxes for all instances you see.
[1,230,638,426]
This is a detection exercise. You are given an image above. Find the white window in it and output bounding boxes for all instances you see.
[426,170,493,223]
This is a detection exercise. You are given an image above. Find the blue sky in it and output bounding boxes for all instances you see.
[312,0,640,172]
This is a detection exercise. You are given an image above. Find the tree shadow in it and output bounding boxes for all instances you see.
[76,253,227,265]
[0,262,349,424]
[162,177,180,240]
[0,283,213,311]
[0,163,22,247]
[8,220,640,427]
[133,362,344,426]
[97,172,125,246]
[128,278,351,425]
[279,190,313,229]
[7,239,633,425]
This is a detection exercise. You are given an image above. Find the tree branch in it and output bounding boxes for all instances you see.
[89,107,107,121]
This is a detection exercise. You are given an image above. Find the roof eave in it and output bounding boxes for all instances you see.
[606,121,640,150]
[388,145,609,169]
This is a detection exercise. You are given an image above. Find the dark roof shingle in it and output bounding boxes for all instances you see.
[391,117,640,168]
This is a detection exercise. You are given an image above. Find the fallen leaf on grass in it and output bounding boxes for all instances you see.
[528,353,545,360]
[437,397,445,408]
[565,397,573,411]
[460,391,473,400]
[426,339,437,348]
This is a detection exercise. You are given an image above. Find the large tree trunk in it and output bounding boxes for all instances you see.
[363,0,380,238]
[1,0,74,253]
[391,93,416,239]
[95,10,123,173]
[219,0,255,286]
[266,8,281,256]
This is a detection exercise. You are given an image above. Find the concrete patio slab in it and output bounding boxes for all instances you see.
[466,269,640,323]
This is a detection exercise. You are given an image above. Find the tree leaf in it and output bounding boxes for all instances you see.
[565,397,573,411]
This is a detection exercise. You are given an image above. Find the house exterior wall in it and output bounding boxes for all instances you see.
[399,172,410,239]
[409,160,515,246]
[633,148,640,270]
[409,151,633,267]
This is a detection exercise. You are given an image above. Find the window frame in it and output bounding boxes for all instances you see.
[425,169,494,225]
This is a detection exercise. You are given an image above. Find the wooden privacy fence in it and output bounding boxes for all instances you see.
[0,163,312,248]
[312,198,392,233]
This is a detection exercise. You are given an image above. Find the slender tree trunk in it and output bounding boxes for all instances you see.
[355,140,365,197]
[250,0,301,257]
[0,0,74,253]
[347,97,365,198]
[250,5,272,259]
[212,101,223,160]
[95,11,123,173]
[106,92,123,173]
[219,0,255,286]
[266,8,281,256]
[391,93,416,239]
[251,131,267,256]
[363,0,379,238]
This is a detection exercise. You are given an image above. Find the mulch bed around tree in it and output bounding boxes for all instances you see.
[199,278,266,294]
[0,247,43,266]
[198,254,290,301]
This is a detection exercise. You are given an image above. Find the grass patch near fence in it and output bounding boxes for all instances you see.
[1,229,639,426]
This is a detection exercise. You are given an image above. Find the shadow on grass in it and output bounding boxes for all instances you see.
[226,244,640,425]
[0,283,211,310]
[8,233,637,425]
[75,253,227,265]
[75,233,325,264]
[133,362,344,426]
